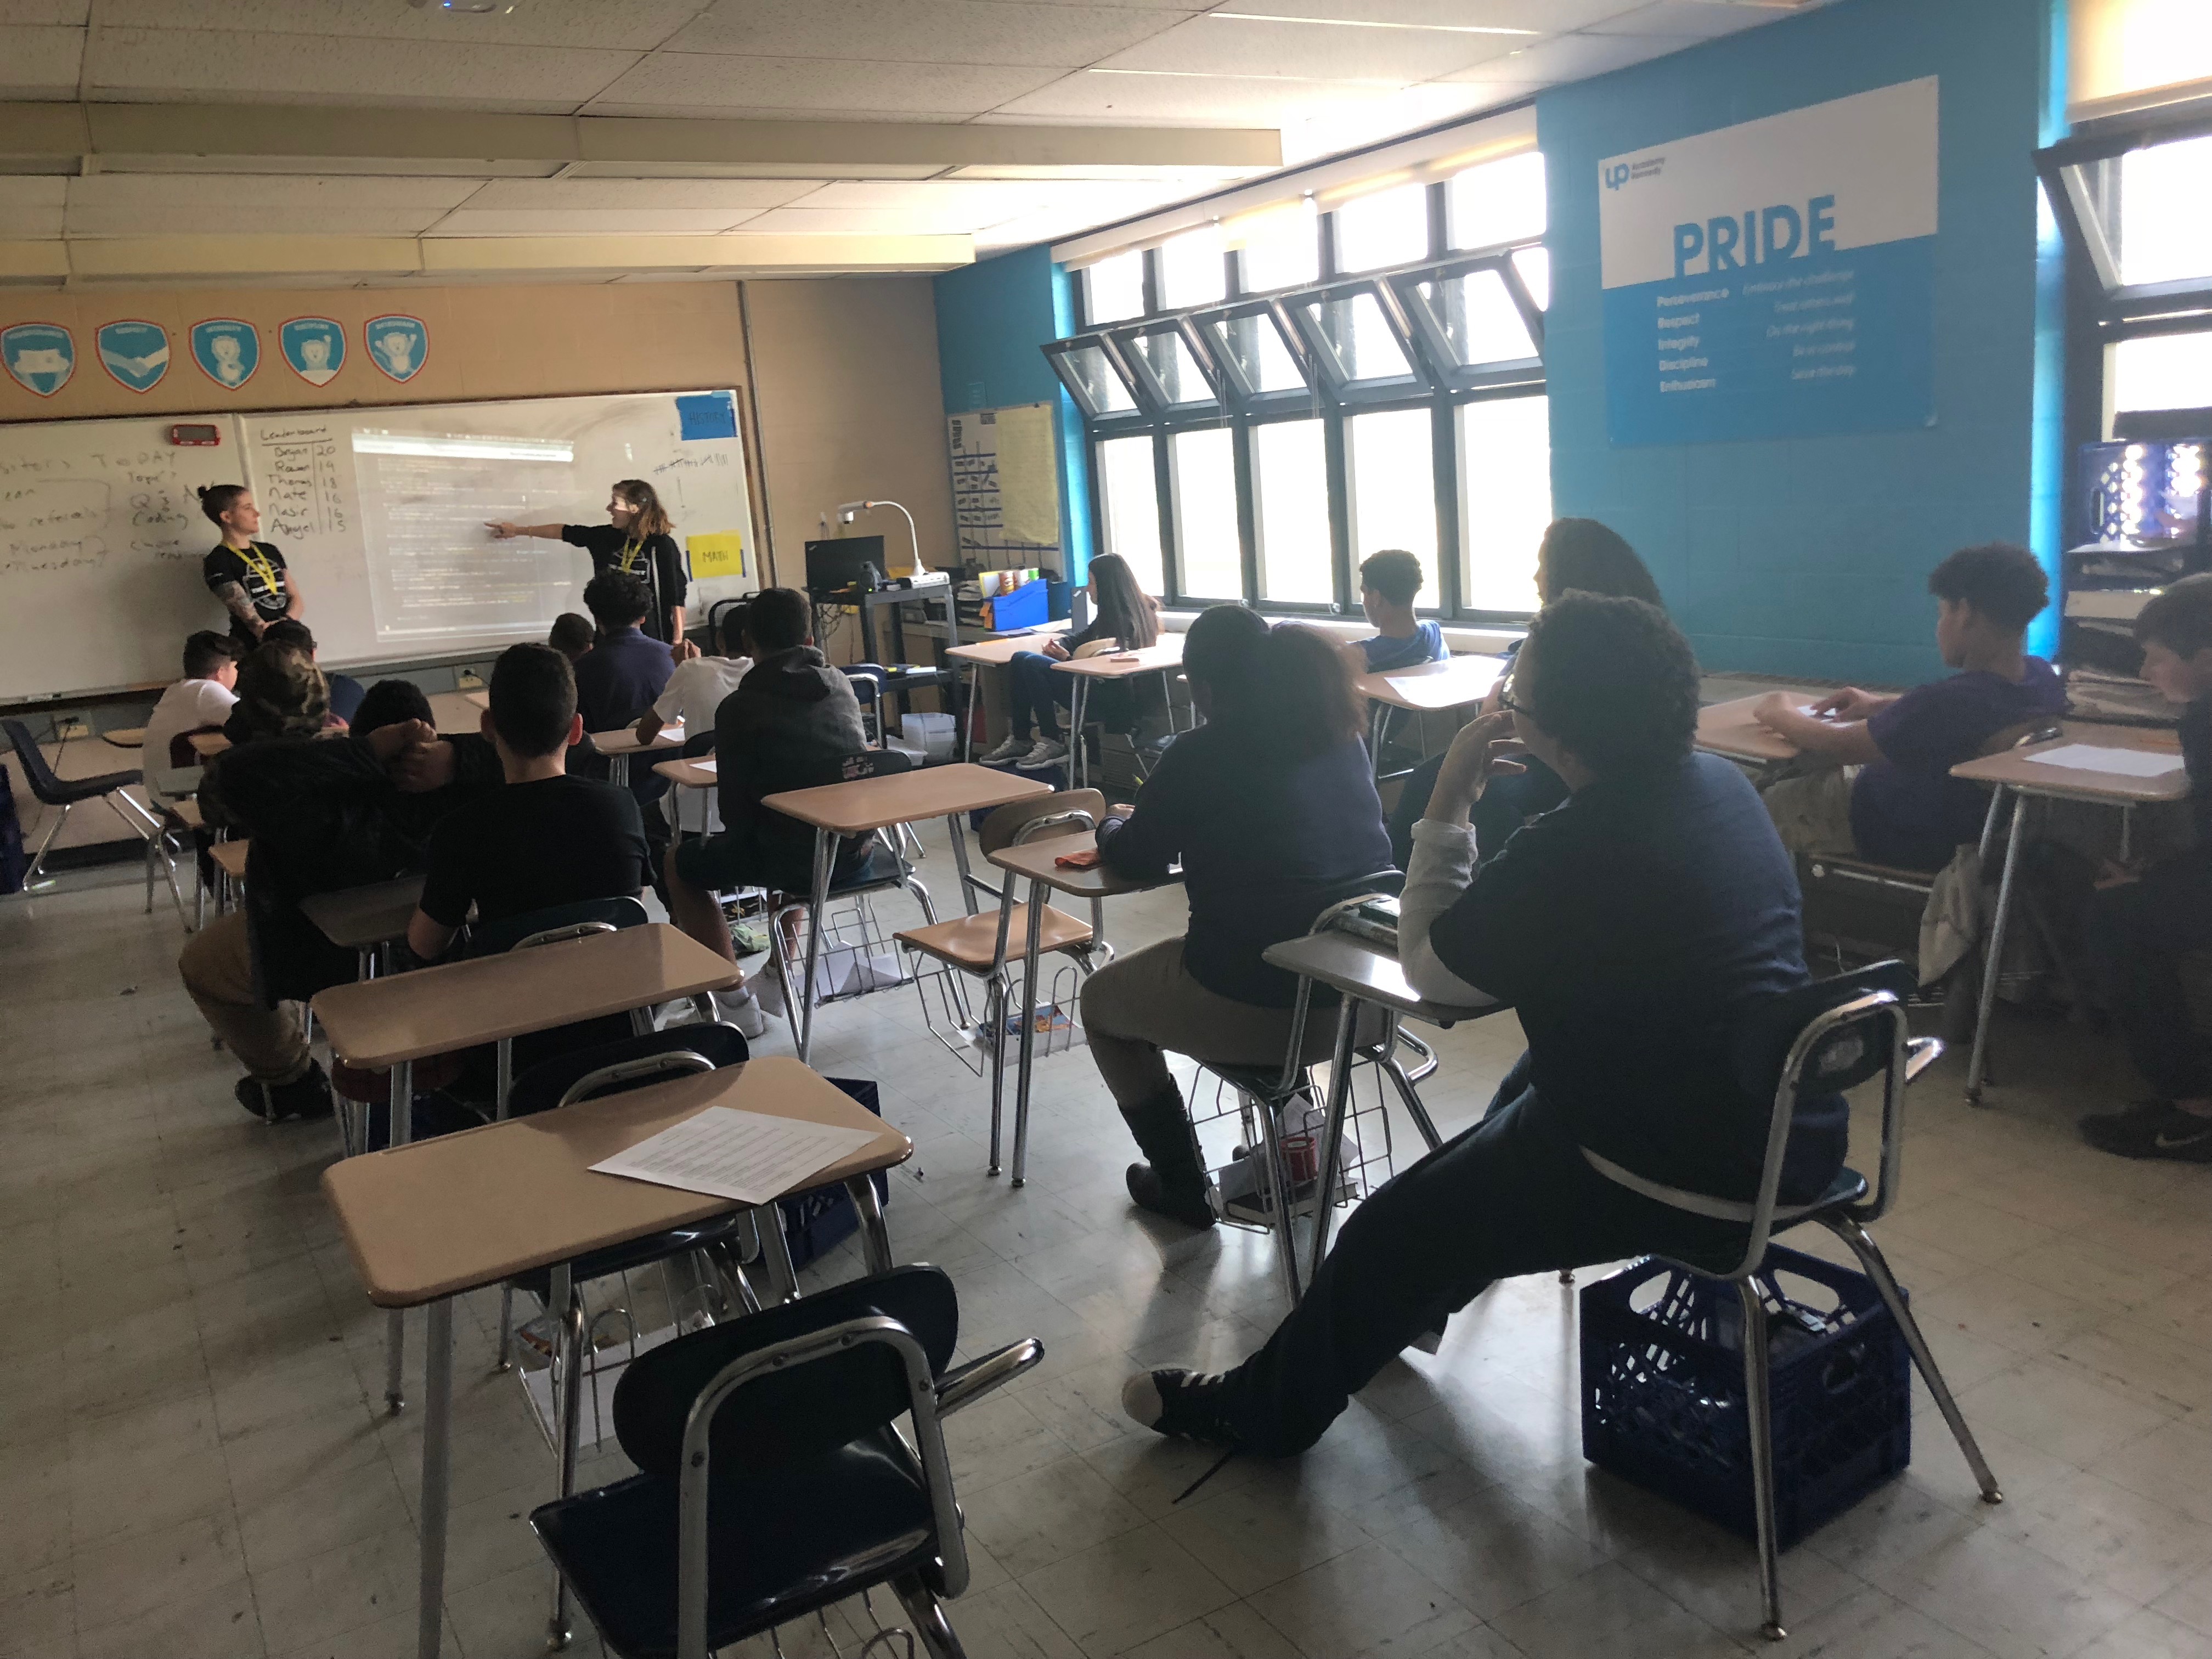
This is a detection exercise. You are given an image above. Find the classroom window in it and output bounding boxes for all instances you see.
[1127,327,1217,411]
[1084,250,1147,325]
[1234,199,1322,293]
[1447,150,1547,249]
[1159,224,1229,309]
[1333,182,1433,274]
[1511,244,1550,311]
[1252,419,1333,605]
[1097,434,1164,596]
[1346,407,1440,608]
[1298,289,1419,388]
[2111,330,2212,413]
[1204,308,1308,397]
[1053,341,1138,417]
[1457,394,1550,614]
[2111,133,2212,288]
[1170,427,1242,600]
[1409,267,1538,371]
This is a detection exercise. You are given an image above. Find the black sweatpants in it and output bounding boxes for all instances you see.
[2086,855,2212,1102]
[1216,1054,1746,1454]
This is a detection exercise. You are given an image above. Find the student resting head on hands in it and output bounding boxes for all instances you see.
[1124,594,1824,1455]
[1079,602,1393,1229]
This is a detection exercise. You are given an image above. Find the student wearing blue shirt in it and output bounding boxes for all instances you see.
[1752,543,2064,871]
[2079,575,2212,1162]
[1356,549,1446,673]
[571,572,675,887]
[1122,596,1818,1453]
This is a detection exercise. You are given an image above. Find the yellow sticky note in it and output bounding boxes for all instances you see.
[687,531,746,579]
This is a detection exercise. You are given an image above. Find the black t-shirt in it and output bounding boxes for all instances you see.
[1427,752,1826,1201]
[562,524,686,644]
[204,541,291,646]
[417,774,650,933]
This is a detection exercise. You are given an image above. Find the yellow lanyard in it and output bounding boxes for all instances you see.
[234,542,281,601]
[617,537,648,574]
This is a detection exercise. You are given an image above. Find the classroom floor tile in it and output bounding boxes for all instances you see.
[5,815,2211,1659]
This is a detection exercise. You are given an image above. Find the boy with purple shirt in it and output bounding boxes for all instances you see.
[1751,543,2064,871]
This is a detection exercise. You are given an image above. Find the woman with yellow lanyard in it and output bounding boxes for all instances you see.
[200,484,306,649]
[487,478,689,650]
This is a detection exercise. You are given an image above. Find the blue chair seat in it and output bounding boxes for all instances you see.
[532,1430,938,1659]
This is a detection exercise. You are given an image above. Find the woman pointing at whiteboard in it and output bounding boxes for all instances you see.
[200,484,305,648]
[486,479,688,650]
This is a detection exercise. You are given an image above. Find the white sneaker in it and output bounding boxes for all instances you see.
[981,735,1030,764]
[747,969,786,1017]
[712,988,768,1040]
[1015,738,1069,771]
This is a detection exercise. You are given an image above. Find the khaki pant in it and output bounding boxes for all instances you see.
[1079,935,1359,1110]
[1759,766,1860,860]
[179,912,312,1084]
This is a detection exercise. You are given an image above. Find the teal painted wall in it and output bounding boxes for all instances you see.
[1539,0,2061,685]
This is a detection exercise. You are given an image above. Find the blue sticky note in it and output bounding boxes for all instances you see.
[677,392,737,441]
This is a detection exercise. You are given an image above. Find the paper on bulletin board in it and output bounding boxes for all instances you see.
[949,402,1062,562]
[687,530,746,579]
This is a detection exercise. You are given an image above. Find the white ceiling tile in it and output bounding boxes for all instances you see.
[425,207,769,234]
[1440,29,1700,82]
[580,101,971,122]
[66,173,482,210]
[95,155,567,178]
[1278,78,1526,163]
[734,204,1030,234]
[93,0,715,52]
[0,24,82,93]
[990,67,1404,123]
[0,1,84,21]
[590,52,1060,115]
[465,178,816,209]
[669,0,1190,68]
[1096,14,1520,81]
[0,176,64,236]
[1583,2,1793,36]
[64,205,452,234]
[84,26,639,106]
[787,179,1058,212]
[1203,0,1651,29]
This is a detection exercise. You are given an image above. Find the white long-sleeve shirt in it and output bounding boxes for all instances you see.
[1398,816,1496,1007]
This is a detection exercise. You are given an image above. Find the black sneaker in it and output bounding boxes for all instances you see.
[234,1062,335,1124]
[1122,1369,1239,1447]
[2080,1101,2212,1161]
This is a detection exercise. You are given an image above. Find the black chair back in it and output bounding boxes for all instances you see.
[467,895,650,958]
[613,1265,958,1481]
[3,720,67,804]
[506,1023,751,1119]
[1730,960,1916,1107]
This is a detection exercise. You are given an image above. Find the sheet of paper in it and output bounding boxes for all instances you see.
[689,757,717,776]
[2024,743,2185,778]
[590,1107,878,1205]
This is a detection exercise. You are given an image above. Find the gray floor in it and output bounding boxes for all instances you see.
[6,823,2212,1659]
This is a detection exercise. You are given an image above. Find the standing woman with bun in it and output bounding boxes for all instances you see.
[486,479,688,651]
[200,485,304,650]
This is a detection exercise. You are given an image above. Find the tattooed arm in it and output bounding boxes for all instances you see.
[213,580,265,639]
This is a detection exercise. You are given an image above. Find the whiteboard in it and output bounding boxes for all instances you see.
[239,391,754,670]
[948,403,1062,565]
[0,415,240,702]
[0,390,754,703]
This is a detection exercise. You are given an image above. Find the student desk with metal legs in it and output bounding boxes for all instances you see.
[187,729,232,761]
[1051,637,1187,791]
[321,1055,911,1659]
[99,725,145,748]
[984,829,1181,1186]
[591,722,682,788]
[426,691,488,736]
[1692,687,1831,766]
[1353,655,1507,781]
[311,923,739,1415]
[301,874,427,981]
[1948,723,2190,1105]
[761,764,1052,1064]
[943,624,1075,762]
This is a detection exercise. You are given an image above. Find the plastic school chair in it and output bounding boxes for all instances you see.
[3,718,176,906]
[531,1263,1043,1659]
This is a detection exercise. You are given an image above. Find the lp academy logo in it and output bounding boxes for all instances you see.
[1604,156,1667,191]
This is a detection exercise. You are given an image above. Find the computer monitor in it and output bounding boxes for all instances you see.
[804,535,885,596]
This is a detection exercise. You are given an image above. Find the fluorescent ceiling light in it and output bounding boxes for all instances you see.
[1089,67,1404,85]
[353,431,574,461]
[1209,12,1539,34]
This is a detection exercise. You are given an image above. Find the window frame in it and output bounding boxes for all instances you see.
[1042,335,1148,430]
[1058,177,1551,624]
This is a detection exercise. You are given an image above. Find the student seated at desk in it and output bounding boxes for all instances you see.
[573,572,676,877]
[180,679,504,1122]
[980,552,1160,772]
[217,640,334,757]
[143,629,238,800]
[663,587,870,1036]
[406,643,651,963]
[1124,595,1823,1454]
[2079,575,2212,1163]
[263,619,365,726]
[1081,603,1394,1229]
[549,611,595,665]
[636,623,753,836]
[1386,518,1661,869]
[1751,543,2063,870]
[1356,548,1446,673]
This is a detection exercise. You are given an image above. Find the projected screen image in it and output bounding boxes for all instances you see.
[354,429,588,644]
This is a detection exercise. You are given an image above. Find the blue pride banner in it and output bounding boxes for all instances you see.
[1599,77,1937,447]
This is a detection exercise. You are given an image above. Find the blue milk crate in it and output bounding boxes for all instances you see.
[1579,1245,1911,1549]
